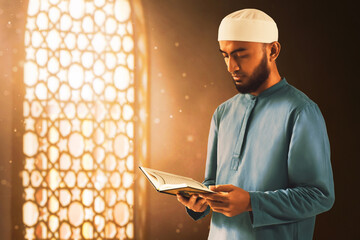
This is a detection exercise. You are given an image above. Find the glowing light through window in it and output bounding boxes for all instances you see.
[22,0,147,239]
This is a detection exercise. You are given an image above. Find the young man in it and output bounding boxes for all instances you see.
[177,8,334,239]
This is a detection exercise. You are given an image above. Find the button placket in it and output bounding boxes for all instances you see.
[230,96,257,170]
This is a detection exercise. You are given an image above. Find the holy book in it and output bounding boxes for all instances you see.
[139,166,214,197]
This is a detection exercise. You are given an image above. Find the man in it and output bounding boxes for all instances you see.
[177,8,334,239]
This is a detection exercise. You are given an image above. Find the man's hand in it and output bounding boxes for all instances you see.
[176,194,209,213]
[200,184,252,217]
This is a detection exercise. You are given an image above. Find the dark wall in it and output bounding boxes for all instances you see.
[144,0,359,239]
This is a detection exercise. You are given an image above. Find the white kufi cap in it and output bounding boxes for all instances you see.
[218,9,278,43]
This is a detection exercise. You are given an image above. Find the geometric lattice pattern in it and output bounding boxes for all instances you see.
[23,0,135,239]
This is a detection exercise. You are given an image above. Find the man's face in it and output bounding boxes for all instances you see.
[219,41,270,95]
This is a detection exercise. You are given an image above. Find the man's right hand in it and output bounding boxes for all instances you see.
[176,194,209,212]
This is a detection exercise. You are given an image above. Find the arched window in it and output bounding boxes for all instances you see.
[22,0,148,239]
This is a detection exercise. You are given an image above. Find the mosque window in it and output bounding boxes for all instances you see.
[22,0,148,239]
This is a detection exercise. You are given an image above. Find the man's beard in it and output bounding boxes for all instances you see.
[233,53,270,94]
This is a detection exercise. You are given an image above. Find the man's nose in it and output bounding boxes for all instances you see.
[227,57,239,73]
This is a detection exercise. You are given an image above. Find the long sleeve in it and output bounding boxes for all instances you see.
[186,108,219,221]
[249,103,335,228]
[203,108,219,187]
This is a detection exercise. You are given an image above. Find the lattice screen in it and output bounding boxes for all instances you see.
[22,0,145,239]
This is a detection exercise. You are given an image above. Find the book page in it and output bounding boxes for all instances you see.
[160,174,205,189]
[140,167,163,189]
[142,167,212,192]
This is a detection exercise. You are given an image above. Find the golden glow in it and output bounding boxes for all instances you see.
[22,0,144,239]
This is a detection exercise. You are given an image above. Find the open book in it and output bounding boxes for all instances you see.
[139,166,214,197]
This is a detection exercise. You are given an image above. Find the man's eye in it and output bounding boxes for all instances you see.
[236,54,249,59]
[222,55,229,59]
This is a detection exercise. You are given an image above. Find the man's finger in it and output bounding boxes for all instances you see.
[200,193,227,201]
[206,199,228,209]
[211,207,229,213]
[188,194,198,207]
[199,203,209,212]
[211,184,235,192]
[196,198,209,211]
[177,194,189,205]
[210,206,230,214]
[195,197,207,206]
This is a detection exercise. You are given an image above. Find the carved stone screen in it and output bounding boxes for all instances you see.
[22,0,147,239]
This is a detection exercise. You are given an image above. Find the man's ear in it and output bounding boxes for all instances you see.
[269,41,281,62]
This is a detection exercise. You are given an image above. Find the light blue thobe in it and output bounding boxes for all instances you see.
[187,79,335,239]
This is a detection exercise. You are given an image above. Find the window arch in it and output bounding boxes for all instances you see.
[22,0,148,239]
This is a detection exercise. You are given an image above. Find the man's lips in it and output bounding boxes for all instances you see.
[232,75,243,82]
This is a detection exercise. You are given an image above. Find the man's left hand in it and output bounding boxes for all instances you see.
[200,184,252,217]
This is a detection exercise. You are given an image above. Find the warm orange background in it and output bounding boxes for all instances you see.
[0,0,359,240]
